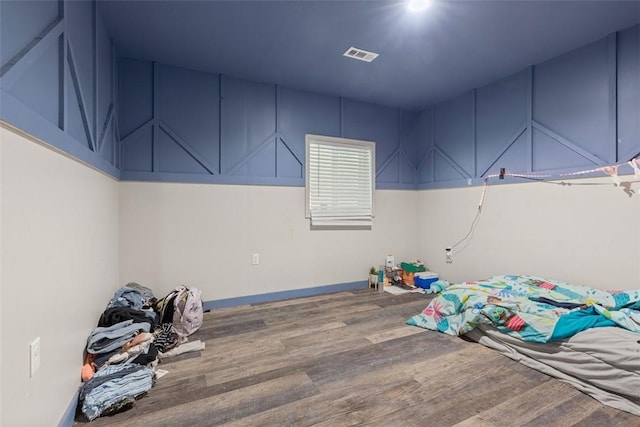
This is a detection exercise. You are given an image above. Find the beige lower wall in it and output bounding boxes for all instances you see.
[3,121,639,426]
[0,126,120,426]
[417,177,640,289]
[119,182,419,300]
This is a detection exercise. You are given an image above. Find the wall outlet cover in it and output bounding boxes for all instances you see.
[30,337,41,377]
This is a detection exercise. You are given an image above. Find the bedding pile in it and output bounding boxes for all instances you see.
[407,275,640,342]
[407,275,640,415]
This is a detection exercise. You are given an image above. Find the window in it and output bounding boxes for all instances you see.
[305,134,375,228]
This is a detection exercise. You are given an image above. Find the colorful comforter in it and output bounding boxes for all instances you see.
[407,275,640,343]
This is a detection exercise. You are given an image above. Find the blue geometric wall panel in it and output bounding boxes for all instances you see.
[277,86,341,171]
[0,0,119,177]
[377,154,400,184]
[341,99,400,175]
[96,14,113,148]
[0,0,58,67]
[483,133,528,177]
[2,3,638,190]
[415,25,639,189]
[7,39,60,127]
[532,128,591,171]
[157,127,210,174]
[416,109,434,184]
[113,22,637,189]
[159,64,220,172]
[399,112,419,168]
[116,58,415,187]
[433,91,474,178]
[434,150,468,182]
[67,0,95,142]
[476,70,528,176]
[276,138,303,179]
[121,125,153,172]
[419,150,434,184]
[101,123,116,165]
[377,152,417,186]
[417,109,433,157]
[221,76,276,175]
[66,63,90,149]
[231,138,277,178]
[400,154,417,184]
[533,37,612,164]
[118,59,153,138]
[617,25,640,161]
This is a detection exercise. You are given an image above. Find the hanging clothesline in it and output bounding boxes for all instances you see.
[484,157,640,186]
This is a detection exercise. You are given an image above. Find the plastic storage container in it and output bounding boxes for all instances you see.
[414,272,439,289]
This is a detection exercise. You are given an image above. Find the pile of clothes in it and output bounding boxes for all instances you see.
[77,283,203,421]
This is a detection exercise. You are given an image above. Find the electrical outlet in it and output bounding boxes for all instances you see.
[252,253,260,265]
[30,337,41,377]
[445,248,453,264]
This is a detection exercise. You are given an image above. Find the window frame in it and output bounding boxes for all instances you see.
[305,134,376,229]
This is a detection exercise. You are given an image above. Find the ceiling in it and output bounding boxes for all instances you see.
[98,0,640,111]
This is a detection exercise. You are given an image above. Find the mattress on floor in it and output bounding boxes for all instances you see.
[464,325,640,416]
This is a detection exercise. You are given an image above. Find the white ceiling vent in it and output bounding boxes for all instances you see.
[343,47,379,63]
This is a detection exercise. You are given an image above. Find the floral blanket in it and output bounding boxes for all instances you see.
[407,275,640,343]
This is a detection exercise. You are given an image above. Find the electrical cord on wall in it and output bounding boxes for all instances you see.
[446,178,488,263]
[443,162,636,264]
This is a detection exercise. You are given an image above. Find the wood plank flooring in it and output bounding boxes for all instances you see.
[79,289,639,426]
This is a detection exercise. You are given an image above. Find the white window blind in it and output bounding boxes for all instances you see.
[305,134,375,228]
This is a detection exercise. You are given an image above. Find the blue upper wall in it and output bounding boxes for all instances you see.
[1,1,638,190]
[118,25,638,190]
[0,0,119,176]
[117,60,419,189]
[417,25,640,189]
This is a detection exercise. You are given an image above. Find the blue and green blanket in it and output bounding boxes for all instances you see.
[407,275,640,343]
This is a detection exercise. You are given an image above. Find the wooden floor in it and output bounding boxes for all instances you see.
[80,289,638,426]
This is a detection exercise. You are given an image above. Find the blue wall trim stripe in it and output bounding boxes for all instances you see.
[121,170,303,187]
[57,389,79,427]
[121,170,419,190]
[202,281,369,311]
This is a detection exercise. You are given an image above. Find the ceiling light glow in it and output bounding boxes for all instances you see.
[407,0,432,12]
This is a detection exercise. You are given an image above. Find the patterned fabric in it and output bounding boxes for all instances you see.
[172,286,204,337]
[407,275,640,343]
[153,323,180,353]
